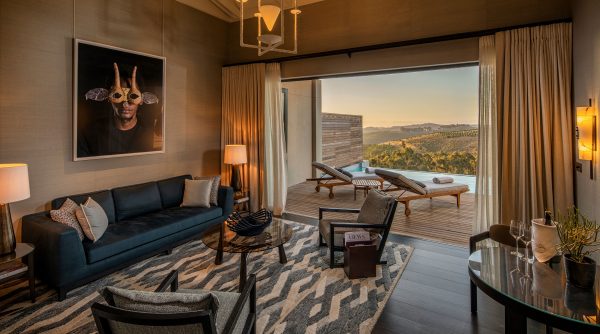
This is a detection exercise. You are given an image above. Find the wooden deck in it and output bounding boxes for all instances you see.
[285,181,475,247]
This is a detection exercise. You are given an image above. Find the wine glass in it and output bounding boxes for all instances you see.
[521,223,534,264]
[509,220,524,257]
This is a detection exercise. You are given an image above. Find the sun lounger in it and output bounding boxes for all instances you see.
[375,169,469,216]
[307,162,383,198]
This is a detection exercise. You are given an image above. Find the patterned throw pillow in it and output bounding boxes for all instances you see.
[75,197,109,242]
[194,175,221,205]
[50,198,85,241]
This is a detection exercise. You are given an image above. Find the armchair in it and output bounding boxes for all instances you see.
[91,269,256,334]
[469,224,526,314]
[318,189,397,268]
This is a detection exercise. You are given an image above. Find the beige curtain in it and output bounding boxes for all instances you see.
[496,23,574,224]
[264,63,287,215]
[474,35,499,234]
[221,64,265,212]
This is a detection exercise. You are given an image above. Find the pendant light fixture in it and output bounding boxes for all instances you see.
[238,0,301,55]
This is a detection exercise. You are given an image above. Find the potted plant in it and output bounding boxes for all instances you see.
[555,207,600,288]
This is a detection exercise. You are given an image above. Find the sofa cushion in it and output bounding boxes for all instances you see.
[112,182,162,221]
[52,190,116,224]
[157,175,192,209]
[84,206,223,264]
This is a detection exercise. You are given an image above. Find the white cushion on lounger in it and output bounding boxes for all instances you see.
[421,181,469,194]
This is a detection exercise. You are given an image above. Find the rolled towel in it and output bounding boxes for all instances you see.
[433,176,454,184]
[365,167,374,174]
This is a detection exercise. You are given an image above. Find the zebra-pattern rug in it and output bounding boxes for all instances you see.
[0,221,413,333]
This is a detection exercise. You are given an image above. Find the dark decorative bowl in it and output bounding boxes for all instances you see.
[226,209,273,236]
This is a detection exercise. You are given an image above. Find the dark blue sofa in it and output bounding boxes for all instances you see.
[22,174,233,300]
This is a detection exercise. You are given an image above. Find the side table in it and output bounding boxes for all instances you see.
[0,243,35,302]
[352,178,383,200]
[234,194,250,214]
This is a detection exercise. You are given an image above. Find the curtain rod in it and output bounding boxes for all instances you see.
[224,18,571,67]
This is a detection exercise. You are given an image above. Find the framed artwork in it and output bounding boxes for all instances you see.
[73,39,165,161]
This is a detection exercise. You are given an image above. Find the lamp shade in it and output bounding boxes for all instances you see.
[224,145,248,165]
[259,5,281,31]
[576,106,596,161]
[0,164,30,204]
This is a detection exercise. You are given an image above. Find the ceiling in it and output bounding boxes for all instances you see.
[177,0,323,22]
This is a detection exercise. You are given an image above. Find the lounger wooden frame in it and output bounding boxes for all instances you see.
[306,177,351,198]
[375,169,468,217]
[386,186,468,216]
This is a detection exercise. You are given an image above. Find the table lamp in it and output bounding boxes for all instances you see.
[224,145,247,192]
[0,164,30,255]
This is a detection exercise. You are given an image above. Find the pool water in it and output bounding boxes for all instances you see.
[343,163,476,193]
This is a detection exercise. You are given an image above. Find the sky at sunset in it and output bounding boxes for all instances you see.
[321,66,479,127]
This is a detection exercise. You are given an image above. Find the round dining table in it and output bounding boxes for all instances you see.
[468,245,600,334]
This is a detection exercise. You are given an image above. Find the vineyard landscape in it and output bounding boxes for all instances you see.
[363,124,478,175]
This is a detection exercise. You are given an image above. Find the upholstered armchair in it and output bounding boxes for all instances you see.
[91,269,256,334]
[318,189,398,268]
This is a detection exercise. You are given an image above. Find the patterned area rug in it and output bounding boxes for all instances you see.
[0,221,413,334]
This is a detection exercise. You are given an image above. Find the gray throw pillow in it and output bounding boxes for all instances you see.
[357,189,394,232]
[181,179,212,208]
[101,286,219,314]
[50,198,85,241]
[75,197,108,242]
[194,175,221,205]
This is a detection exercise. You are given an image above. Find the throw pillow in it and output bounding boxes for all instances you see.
[75,197,109,242]
[50,198,85,241]
[181,179,212,208]
[101,286,219,316]
[193,175,221,205]
[357,189,394,233]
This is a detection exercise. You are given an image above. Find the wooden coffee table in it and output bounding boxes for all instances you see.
[201,218,293,292]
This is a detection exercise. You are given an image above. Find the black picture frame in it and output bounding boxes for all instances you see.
[73,39,166,161]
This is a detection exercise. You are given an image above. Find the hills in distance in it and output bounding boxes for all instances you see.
[363,123,477,145]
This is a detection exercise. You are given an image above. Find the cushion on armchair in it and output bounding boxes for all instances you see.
[102,286,219,313]
[357,189,395,232]
[179,288,250,334]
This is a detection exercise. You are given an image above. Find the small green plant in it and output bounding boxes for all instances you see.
[555,207,600,263]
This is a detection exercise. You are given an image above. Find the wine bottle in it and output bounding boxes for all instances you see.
[544,210,552,226]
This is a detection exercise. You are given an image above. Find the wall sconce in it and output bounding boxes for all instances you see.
[576,99,597,179]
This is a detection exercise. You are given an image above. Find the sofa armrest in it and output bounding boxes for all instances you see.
[218,186,234,217]
[21,211,87,288]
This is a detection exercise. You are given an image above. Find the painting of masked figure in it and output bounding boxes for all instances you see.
[74,40,165,160]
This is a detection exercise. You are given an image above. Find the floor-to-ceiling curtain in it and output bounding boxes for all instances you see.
[496,23,574,223]
[474,35,499,234]
[264,63,287,215]
[221,64,265,212]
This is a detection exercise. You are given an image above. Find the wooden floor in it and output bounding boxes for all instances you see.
[286,181,474,247]
[284,213,562,334]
